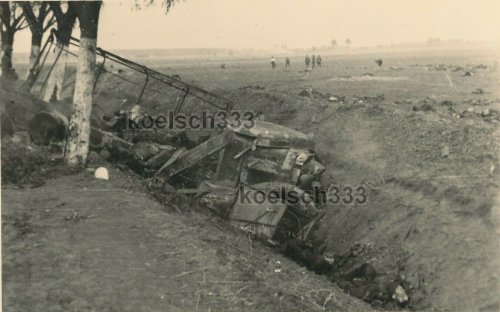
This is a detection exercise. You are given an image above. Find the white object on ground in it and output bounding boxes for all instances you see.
[392,285,409,303]
[95,167,109,180]
[440,145,450,158]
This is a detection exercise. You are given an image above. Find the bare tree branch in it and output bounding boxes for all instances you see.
[134,0,179,13]
[20,2,38,33]
[48,1,64,24]
[39,2,48,21]
[12,3,25,28]
[0,2,11,29]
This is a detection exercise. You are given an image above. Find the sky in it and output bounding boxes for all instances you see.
[12,0,500,52]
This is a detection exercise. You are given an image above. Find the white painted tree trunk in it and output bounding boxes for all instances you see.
[1,44,17,79]
[25,45,41,79]
[65,38,96,166]
[41,44,69,101]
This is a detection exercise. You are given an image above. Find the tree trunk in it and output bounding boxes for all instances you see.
[65,1,101,166]
[1,29,17,80]
[25,32,42,87]
[41,10,76,101]
[65,37,96,165]
[41,43,69,101]
[21,1,46,88]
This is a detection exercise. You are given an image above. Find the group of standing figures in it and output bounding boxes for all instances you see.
[305,54,322,69]
[270,55,322,70]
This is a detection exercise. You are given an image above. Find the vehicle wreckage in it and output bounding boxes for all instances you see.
[18,31,414,308]
[28,31,327,246]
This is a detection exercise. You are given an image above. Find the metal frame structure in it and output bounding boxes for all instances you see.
[32,29,234,114]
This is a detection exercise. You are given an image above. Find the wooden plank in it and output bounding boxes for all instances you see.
[155,131,234,180]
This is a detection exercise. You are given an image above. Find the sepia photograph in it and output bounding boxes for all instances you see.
[1,0,499,311]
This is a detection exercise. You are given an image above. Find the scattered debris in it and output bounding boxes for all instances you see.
[457,107,500,121]
[464,71,473,76]
[330,76,408,82]
[462,98,493,106]
[430,64,448,71]
[421,97,436,105]
[394,100,413,105]
[64,211,97,222]
[298,90,310,97]
[353,94,384,103]
[326,95,345,103]
[440,100,455,107]
[297,88,333,100]
[474,64,489,70]
[481,108,491,117]
[413,103,435,112]
[472,88,485,95]
[319,102,329,110]
[412,97,438,112]
[274,261,283,273]
[311,244,413,308]
[441,145,450,158]
[239,85,265,91]
[489,165,496,177]
[393,285,409,303]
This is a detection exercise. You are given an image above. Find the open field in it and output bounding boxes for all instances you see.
[3,48,500,311]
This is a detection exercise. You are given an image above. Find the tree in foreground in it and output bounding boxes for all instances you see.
[65,0,178,166]
[0,2,28,80]
[65,0,102,166]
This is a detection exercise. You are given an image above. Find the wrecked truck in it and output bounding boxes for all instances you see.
[151,120,326,244]
[88,113,327,245]
[28,31,327,245]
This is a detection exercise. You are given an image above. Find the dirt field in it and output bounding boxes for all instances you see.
[2,167,370,312]
[3,48,500,311]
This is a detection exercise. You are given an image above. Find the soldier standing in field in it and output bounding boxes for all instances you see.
[271,56,276,70]
[317,55,322,68]
[311,55,316,69]
[305,55,311,70]
[285,57,291,68]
